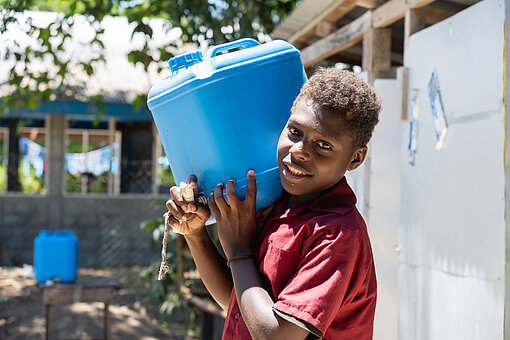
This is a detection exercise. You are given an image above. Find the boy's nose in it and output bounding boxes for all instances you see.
[289,141,310,161]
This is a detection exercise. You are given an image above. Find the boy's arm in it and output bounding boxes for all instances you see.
[208,172,310,340]
[229,258,310,340]
[183,229,233,310]
[166,176,233,311]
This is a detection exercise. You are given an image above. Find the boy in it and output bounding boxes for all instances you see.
[165,67,381,339]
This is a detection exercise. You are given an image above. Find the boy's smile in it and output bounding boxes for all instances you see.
[277,99,367,206]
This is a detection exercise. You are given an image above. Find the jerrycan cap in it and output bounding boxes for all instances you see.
[168,51,204,74]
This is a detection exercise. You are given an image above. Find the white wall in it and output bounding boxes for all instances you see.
[400,0,506,339]
[371,79,402,340]
[346,78,402,340]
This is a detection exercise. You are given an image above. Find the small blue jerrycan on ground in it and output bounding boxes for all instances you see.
[34,230,78,283]
[147,38,307,209]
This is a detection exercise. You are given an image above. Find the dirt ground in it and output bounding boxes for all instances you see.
[0,265,198,340]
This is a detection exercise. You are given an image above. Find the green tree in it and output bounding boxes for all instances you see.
[0,0,300,117]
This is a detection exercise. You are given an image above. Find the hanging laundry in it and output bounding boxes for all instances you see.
[19,138,46,178]
[19,138,119,177]
[66,142,119,176]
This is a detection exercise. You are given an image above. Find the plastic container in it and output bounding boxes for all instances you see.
[147,38,307,209]
[34,230,78,283]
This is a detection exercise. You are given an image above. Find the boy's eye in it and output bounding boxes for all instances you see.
[316,141,332,150]
[288,127,301,136]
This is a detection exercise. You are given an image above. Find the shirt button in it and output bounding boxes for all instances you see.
[234,313,240,320]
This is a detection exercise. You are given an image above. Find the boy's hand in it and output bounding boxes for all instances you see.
[166,174,210,235]
[209,170,258,259]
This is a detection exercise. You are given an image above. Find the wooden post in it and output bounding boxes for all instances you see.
[45,115,67,197]
[114,130,121,195]
[81,130,89,194]
[45,304,51,340]
[397,66,409,121]
[362,28,392,74]
[108,118,116,195]
[6,120,20,192]
[104,302,109,340]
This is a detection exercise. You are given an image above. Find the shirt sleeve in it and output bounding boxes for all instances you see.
[272,224,362,335]
[273,308,323,339]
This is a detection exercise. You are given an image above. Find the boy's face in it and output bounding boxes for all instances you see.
[277,99,367,200]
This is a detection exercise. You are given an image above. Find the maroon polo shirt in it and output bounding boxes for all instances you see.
[221,177,377,340]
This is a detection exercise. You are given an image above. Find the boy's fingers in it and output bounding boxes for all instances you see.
[225,180,240,209]
[166,215,182,230]
[213,183,229,212]
[169,186,184,204]
[186,174,199,197]
[166,199,185,221]
[245,170,257,207]
[208,192,221,220]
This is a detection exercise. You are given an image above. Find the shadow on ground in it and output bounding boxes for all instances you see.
[0,266,197,339]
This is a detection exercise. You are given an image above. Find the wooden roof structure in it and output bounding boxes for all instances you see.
[272,0,479,72]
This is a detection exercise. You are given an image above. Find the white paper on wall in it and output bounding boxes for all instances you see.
[428,70,448,149]
[408,89,419,166]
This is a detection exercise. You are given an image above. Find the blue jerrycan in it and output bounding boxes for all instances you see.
[34,230,78,283]
[147,38,307,209]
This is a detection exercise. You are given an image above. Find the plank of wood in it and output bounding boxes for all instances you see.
[301,11,372,67]
[397,66,409,121]
[316,21,335,38]
[404,8,426,40]
[356,0,387,9]
[289,0,357,45]
[42,284,118,304]
[362,28,392,73]
[372,0,437,28]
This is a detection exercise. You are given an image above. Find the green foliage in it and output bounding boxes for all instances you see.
[1,0,300,118]
[18,160,45,194]
[139,214,201,334]
[0,165,6,192]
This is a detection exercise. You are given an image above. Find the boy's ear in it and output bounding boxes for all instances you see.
[348,146,368,171]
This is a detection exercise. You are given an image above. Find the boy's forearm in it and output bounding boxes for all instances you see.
[230,258,309,340]
[184,228,233,310]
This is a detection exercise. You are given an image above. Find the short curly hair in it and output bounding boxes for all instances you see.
[292,67,382,148]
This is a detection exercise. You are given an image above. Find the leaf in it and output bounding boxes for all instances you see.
[27,96,39,109]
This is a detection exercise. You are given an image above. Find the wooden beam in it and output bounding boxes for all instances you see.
[356,0,386,9]
[362,28,392,73]
[316,21,335,38]
[404,8,426,39]
[325,44,404,66]
[423,5,456,25]
[396,66,409,121]
[288,0,357,45]
[301,11,372,67]
[372,0,436,28]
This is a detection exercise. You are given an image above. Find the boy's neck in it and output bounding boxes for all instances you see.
[284,176,346,209]
[286,191,322,209]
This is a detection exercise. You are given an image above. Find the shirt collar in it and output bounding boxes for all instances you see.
[271,177,357,220]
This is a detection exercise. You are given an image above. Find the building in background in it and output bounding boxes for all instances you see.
[0,12,181,266]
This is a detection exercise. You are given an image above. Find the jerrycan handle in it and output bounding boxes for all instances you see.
[53,230,74,237]
[206,38,260,59]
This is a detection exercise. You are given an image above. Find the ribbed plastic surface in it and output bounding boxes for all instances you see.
[34,230,78,283]
[148,38,307,209]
